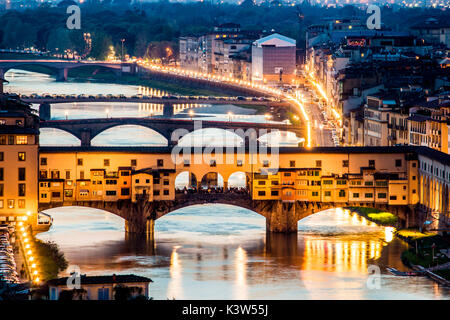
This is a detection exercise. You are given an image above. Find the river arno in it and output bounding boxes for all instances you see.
[5,69,449,300]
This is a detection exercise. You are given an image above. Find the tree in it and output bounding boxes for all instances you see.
[90,32,113,60]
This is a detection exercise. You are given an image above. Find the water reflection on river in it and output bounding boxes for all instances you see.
[6,69,448,299]
[37,206,448,300]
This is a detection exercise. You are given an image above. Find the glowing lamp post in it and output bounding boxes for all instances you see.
[228,111,233,122]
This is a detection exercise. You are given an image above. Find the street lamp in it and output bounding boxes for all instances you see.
[228,111,233,122]
[189,110,194,120]
[264,113,272,123]
[105,108,110,118]
[121,39,125,61]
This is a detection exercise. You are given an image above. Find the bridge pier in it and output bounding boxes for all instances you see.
[80,129,91,147]
[146,217,155,242]
[265,201,298,233]
[0,68,4,94]
[57,68,68,81]
[39,103,51,120]
[163,103,174,118]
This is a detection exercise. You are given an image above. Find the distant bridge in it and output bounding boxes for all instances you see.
[24,95,290,119]
[21,96,288,106]
[0,59,125,81]
[39,117,305,146]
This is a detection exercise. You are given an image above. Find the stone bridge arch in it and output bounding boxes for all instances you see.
[39,127,82,146]
[1,63,60,77]
[0,61,122,81]
[38,195,342,236]
[90,124,169,146]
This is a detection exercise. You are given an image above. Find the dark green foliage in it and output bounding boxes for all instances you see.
[1,3,447,61]
[33,238,68,281]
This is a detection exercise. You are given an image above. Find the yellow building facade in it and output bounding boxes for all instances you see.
[38,147,422,208]
[0,100,39,227]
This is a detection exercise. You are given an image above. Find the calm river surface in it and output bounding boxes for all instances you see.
[5,69,449,299]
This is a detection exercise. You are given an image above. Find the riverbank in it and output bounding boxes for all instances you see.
[397,229,450,281]
[29,231,68,282]
[347,206,398,226]
[348,206,450,282]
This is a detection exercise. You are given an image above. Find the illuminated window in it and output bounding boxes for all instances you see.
[18,152,26,161]
[0,200,3,208]
[7,199,14,209]
[16,136,27,145]
[18,199,25,209]
[65,190,73,197]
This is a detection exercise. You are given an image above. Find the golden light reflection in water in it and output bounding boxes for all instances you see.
[384,227,395,243]
[167,245,183,299]
[233,246,248,300]
[302,209,394,274]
